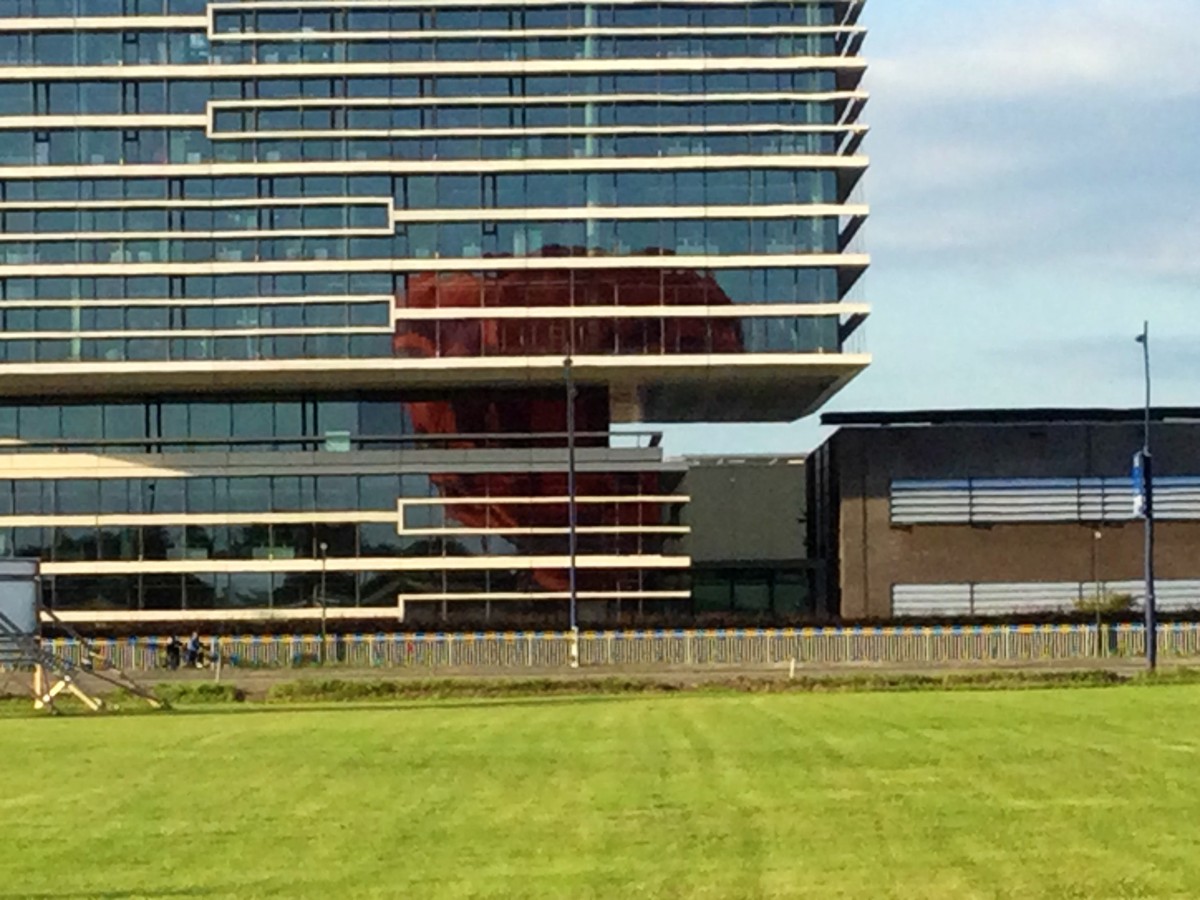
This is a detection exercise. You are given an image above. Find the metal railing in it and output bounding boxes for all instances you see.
[29,623,1200,672]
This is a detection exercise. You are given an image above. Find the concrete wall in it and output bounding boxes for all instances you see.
[683,458,807,564]
[822,422,1200,619]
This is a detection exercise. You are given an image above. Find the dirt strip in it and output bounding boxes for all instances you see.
[4,656,1188,703]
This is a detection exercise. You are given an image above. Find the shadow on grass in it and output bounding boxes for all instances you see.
[7,668,1200,721]
[169,691,665,718]
[0,888,244,899]
[0,690,670,721]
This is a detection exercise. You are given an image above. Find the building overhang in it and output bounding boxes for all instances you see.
[0,354,869,423]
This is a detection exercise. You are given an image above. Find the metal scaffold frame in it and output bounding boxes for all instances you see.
[0,560,164,714]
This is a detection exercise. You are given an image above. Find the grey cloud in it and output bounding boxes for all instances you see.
[872,1,1200,104]
[863,0,1200,274]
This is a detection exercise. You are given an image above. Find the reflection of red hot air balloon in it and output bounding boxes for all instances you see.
[394,246,743,363]
[394,247,743,595]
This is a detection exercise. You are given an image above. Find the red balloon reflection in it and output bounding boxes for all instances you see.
[394,247,742,593]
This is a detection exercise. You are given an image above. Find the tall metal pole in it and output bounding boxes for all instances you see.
[1091,529,1103,657]
[318,540,329,666]
[565,354,579,668]
[1137,322,1157,671]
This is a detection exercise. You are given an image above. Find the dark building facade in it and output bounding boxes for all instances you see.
[809,409,1200,620]
[0,0,869,628]
[682,455,813,617]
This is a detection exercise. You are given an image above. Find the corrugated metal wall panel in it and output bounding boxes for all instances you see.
[893,580,1200,616]
[892,584,972,616]
[891,476,1200,525]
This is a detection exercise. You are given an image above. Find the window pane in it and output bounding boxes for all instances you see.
[316,476,356,510]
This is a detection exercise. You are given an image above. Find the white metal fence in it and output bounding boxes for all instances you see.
[30,623,1200,672]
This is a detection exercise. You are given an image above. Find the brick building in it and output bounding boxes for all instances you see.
[808,409,1200,619]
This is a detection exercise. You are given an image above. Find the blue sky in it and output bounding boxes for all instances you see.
[655,0,1200,456]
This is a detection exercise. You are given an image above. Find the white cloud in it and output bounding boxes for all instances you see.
[872,0,1200,104]
[862,0,1200,270]
[1133,216,1200,278]
[872,137,1036,192]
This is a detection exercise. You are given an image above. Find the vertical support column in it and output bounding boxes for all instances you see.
[565,355,579,669]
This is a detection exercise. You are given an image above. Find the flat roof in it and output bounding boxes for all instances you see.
[680,454,807,465]
[821,407,1200,427]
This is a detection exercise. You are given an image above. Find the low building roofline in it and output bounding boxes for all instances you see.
[821,407,1200,428]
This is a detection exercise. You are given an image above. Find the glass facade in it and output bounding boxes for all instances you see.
[0,0,867,625]
[0,0,866,366]
[0,390,614,449]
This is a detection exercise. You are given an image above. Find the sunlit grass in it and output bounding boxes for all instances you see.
[3,686,1199,899]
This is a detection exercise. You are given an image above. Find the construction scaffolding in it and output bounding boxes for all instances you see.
[0,560,163,714]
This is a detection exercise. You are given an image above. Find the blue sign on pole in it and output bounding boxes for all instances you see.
[1132,451,1146,517]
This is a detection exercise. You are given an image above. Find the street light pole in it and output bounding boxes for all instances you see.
[564,353,579,668]
[1091,528,1103,657]
[1135,322,1157,671]
[318,540,329,666]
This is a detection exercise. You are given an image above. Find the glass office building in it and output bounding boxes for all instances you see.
[0,0,868,626]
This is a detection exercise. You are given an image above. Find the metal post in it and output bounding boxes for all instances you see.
[565,354,579,668]
[1092,528,1103,657]
[1136,322,1157,671]
[318,540,329,665]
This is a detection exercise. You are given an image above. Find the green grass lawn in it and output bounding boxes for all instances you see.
[3,686,1200,899]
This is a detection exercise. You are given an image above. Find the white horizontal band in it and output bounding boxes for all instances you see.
[0,197,392,210]
[212,0,860,11]
[0,203,865,241]
[45,607,402,623]
[0,115,207,129]
[0,152,867,178]
[0,295,390,309]
[400,525,690,536]
[0,17,205,31]
[390,303,866,320]
[0,252,868,277]
[399,494,689,505]
[213,25,861,41]
[213,123,863,139]
[0,57,866,81]
[41,553,691,575]
[0,203,862,224]
[0,298,854,315]
[390,203,865,222]
[0,512,687,534]
[0,228,393,242]
[0,117,864,135]
[396,590,692,602]
[0,326,389,340]
[0,354,872,391]
[0,512,397,527]
[43,599,703,623]
[0,455,680,481]
[213,90,866,109]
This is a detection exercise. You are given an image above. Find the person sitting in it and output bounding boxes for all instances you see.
[185,632,202,668]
